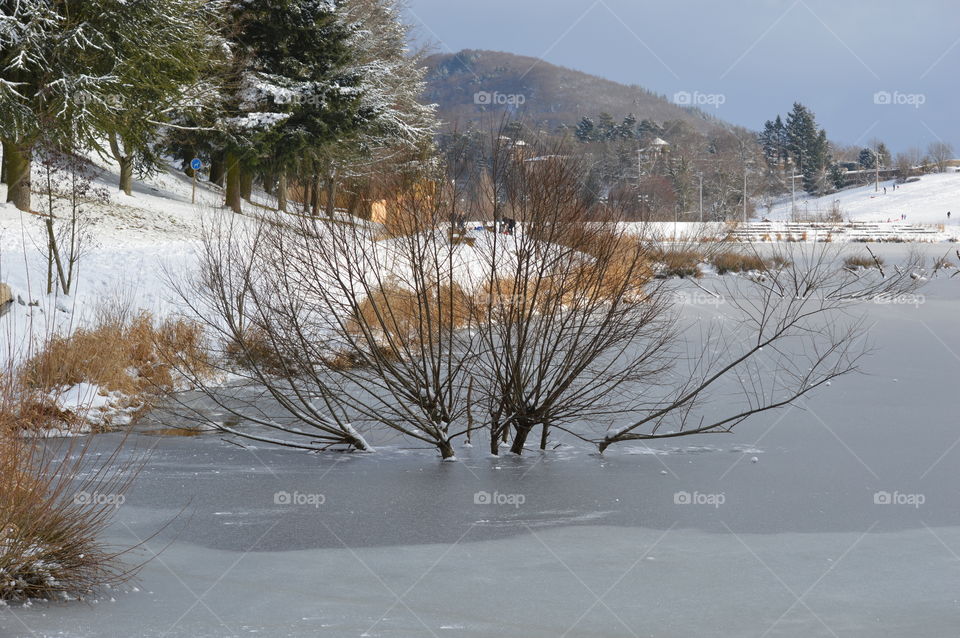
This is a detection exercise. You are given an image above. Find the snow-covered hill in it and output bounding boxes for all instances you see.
[0,159,222,353]
[766,171,960,224]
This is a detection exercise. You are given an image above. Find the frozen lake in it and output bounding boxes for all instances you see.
[4,245,960,637]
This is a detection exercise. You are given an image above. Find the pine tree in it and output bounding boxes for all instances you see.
[0,1,117,210]
[759,116,788,168]
[877,142,891,168]
[100,0,225,195]
[214,0,361,212]
[785,103,831,194]
[637,119,664,142]
[596,112,616,142]
[575,117,596,143]
[829,163,846,190]
[0,0,222,209]
[617,114,637,140]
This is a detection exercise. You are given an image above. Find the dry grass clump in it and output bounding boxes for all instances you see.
[560,251,653,305]
[224,326,304,377]
[844,254,883,270]
[348,283,474,347]
[524,228,655,302]
[711,251,769,274]
[0,368,142,601]
[651,248,703,279]
[20,311,211,398]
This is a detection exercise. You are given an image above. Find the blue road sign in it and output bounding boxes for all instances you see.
[190,158,202,171]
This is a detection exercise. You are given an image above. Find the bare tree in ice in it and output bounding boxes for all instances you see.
[171,130,926,459]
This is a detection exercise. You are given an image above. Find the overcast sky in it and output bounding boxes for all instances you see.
[405,0,959,154]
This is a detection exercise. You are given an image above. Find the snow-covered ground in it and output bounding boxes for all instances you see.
[0,159,215,352]
[765,170,960,224]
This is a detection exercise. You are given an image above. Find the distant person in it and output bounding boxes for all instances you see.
[884,187,887,194]
[949,211,952,221]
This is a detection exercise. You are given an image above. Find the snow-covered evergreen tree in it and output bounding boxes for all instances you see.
[98,0,226,195]
[0,0,223,208]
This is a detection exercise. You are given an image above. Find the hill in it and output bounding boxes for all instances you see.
[766,171,960,224]
[422,49,726,134]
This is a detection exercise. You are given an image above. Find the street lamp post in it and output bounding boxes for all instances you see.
[698,172,704,223]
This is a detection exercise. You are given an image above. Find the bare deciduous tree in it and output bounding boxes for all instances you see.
[928,141,954,174]
[170,132,925,460]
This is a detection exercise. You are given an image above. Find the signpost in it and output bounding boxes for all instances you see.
[190,158,202,204]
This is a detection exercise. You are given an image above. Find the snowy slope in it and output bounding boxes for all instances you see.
[0,159,220,355]
[766,171,960,224]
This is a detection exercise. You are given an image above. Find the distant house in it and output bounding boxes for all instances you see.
[640,137,670,159]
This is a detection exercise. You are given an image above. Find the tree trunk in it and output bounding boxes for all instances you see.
[277,173,288,212]
[108,132,134,196]
[509,425,532,455]
[0,142,6,184]
[45,218,69,294]
[303,177,313,214]
[311,174,321,216]
[209,153,225,187]
[225,152,242,213]
[540,423,549,450]
[118,156,134,196]
[182,148,195,178]
[4,141,32,212]
[325,170,337,218]
[438,440,456,460]
[240,170,253,201]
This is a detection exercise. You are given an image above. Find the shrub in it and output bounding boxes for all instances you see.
[20,311,210,398]
[0,357,142,601]
[651,248,703,279]
[711,251,769,274]
[348,283,474,348]
[844,254,883,270]
[17,310,211,432]
[225,326,303,376]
